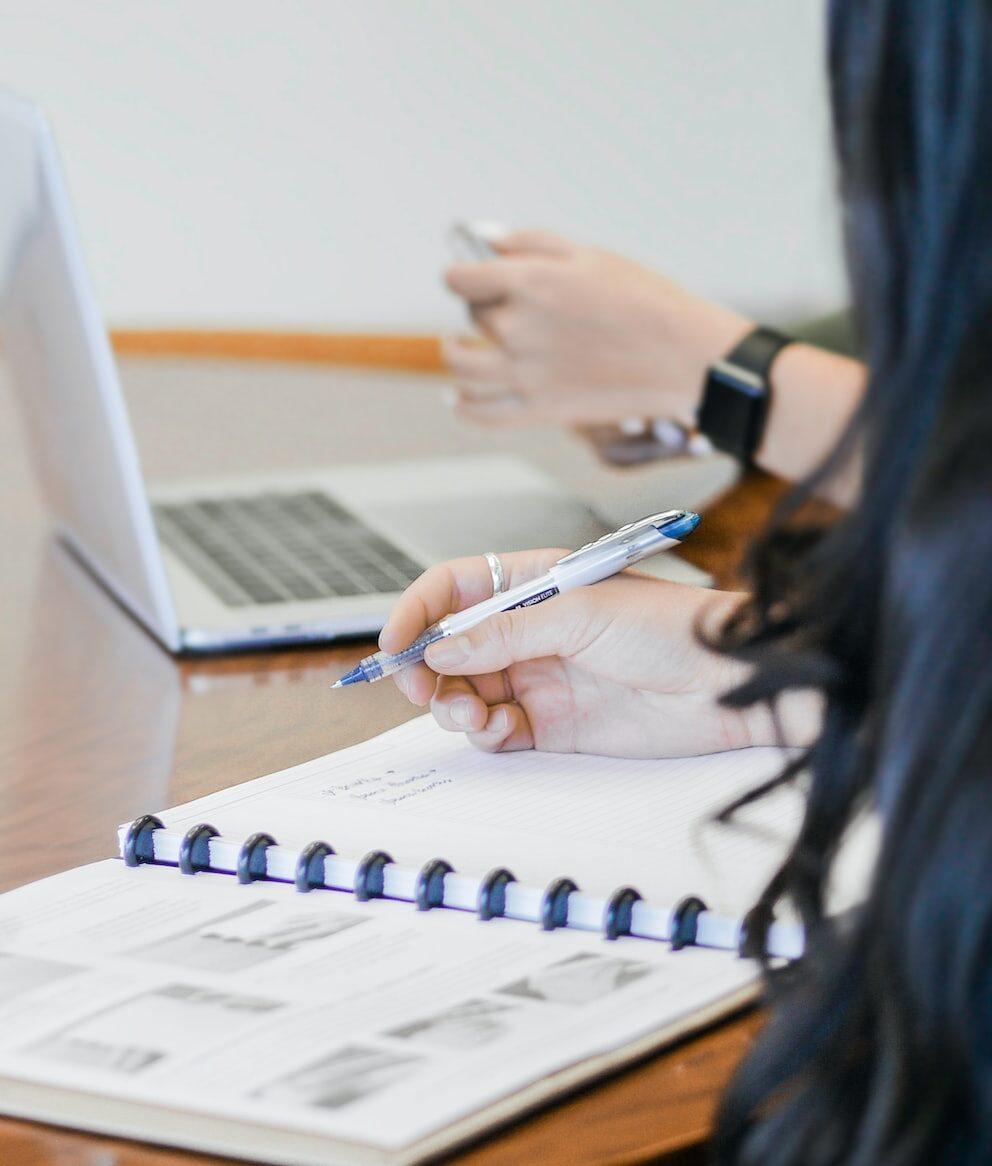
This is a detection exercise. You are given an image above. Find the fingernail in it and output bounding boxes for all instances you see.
[486,707,510,734]
[450,698,473,728]
[427,636,470,668]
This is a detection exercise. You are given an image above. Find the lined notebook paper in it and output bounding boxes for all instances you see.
[145,714,804,916]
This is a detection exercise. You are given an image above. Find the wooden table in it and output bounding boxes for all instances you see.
[0,335,785,1166]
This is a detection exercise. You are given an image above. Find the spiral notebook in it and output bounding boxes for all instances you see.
[0,715,868,1166]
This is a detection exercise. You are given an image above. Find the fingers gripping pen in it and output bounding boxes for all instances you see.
[332,510,700,689]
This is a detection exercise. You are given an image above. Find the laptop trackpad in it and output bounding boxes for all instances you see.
[365,496,607,563]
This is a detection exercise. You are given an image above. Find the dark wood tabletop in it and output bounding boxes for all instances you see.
[0,336,786,1166]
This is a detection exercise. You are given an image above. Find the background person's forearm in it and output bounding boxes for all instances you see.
[656,305,866,505]
[754,343,865,507]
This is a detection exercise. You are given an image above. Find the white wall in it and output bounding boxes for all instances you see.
[0,0,845,331]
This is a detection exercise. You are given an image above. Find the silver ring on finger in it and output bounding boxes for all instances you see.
[483,552,506,597]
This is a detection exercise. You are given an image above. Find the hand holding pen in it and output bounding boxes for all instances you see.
[334,511,699,688]
[332,511,769,759]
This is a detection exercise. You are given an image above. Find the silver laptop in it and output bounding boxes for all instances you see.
[0,91,611,653]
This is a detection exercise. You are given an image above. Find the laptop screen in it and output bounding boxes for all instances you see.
[0,92,178,647]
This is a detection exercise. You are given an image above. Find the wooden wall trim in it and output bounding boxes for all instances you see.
[110,330,444,371]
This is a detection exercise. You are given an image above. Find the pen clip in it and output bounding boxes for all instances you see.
[555,510,686,566]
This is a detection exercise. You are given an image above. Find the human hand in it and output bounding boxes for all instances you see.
[379,548,763,758]
[442,230,751,431]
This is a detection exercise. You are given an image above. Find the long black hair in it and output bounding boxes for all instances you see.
[711,1,992,1162]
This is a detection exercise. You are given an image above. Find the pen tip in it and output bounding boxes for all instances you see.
[331,665,366,689]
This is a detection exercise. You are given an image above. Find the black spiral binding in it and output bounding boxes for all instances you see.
[123,814,164,867]
[669,894,707,951]
[477,867,516,921]
[737,903,775,959]
[179,823,220,876]
[354,850,393,901]
[295,840,335,893]
[541,877,578,931]
[415,858,453,911]
[237,832,277,884]
[603,886,642,942]
[122,816,716,953]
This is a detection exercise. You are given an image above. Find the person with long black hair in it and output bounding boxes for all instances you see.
[383,0,992,1159]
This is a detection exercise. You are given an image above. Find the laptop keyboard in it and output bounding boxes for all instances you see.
[154,491,424,608]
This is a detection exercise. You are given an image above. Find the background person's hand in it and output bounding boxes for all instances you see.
[378,548,764,758]
[442,230,751,431]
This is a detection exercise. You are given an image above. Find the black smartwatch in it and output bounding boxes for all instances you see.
[697,326,793,463]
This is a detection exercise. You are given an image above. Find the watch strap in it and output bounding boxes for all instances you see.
[723,326,793,378]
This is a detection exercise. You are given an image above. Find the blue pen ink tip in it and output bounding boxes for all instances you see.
[332,666,365,689]
[663,511,701,540]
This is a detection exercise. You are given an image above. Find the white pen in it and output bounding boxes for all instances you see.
[332,509,700,689]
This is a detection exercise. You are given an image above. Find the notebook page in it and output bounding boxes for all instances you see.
[0,860,757,1159]
[140,716,803,915]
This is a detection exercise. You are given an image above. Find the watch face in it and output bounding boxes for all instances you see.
[697,365,768,461]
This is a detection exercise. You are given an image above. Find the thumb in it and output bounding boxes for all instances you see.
[424,603,581,676]
[492,228,575,258]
